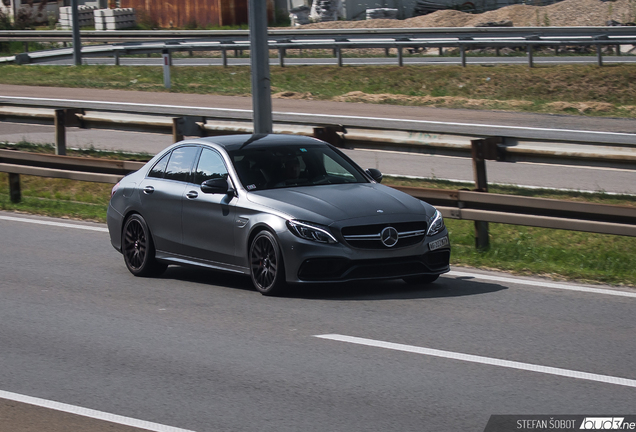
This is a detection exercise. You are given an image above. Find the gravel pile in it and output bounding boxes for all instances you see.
[293,0,636,28]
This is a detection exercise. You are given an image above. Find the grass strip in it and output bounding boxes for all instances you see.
[1,64,635,117]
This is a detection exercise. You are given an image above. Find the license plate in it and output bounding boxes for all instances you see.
[429,236,449,251]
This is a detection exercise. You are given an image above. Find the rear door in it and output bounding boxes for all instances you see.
[138,146,199,254]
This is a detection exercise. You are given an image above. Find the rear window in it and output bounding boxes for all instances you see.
[148,153,170,179]
[164,146,199,183]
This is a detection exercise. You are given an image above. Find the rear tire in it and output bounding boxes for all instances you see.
[403,274,439,285]
[249,231,287,296]
[122,214,167,277]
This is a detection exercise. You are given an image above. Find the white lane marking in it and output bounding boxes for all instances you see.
[315,334,636,389]
[3,95,636,139]
[0,389,196,432]
[0,215,108,232]
[448,270,636,299]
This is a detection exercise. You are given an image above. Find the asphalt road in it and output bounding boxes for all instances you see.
[1,212,635,432]
[1,84,635,194]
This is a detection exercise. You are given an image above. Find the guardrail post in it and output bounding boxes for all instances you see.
[336,46,343,67]
[313,125,345,147]
[54,109,66,156]
[9,173,21,203]
[278,47,285,67]
[525,35,540,68]
[472,139,489,193]
[162,49,171,89]
[594,35,608,66]
[172,116,205,140]
[173,117,184,143]
[460,45,466,67]
[222,49,228,67]
[114,51,120,66]
[397,46,403,67]
[471,137,502,250]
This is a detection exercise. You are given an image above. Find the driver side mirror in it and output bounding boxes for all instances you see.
[201,178,234,195]
[366,168,383,183]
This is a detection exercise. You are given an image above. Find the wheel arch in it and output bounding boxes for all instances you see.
[246,222,279,253]
[121,210,160,255]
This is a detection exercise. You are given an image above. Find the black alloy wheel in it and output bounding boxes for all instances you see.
[122,214,166,277]
[250,231,286,296]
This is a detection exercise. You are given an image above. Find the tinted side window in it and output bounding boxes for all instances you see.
[164,146,199,182]
[194,148,229,185]
[148,152,170,178]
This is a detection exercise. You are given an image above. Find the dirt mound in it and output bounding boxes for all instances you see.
[272,91,314,100]
[295,0,636,29]
[332,91,535,110]
[545,101,616,114]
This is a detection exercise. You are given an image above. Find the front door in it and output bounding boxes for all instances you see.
[181,148,238,266]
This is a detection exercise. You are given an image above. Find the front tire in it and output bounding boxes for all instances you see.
[249,231,287,296]
[122,214,166,277]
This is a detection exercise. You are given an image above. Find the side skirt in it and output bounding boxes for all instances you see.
[155,251,250,275]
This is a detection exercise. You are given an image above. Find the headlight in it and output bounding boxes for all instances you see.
[287,220,337,244]
[427,210,445,236]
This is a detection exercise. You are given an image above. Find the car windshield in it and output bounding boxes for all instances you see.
[229,143,368,191]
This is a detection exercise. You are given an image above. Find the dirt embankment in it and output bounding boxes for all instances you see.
[272,0,636,117]
[296,0,636,29]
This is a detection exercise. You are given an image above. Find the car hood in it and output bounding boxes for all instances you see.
[246,183,432,225]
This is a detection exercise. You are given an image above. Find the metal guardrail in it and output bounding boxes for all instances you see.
[1,102,635,170]
[2,27,636,42]
[394,186,636,237]
[0,148,142,184]
[2,27,636,67]
[4,99,633,248]
[1,149,634,238]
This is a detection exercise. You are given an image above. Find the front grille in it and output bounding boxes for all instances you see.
[341,221,427,249]
[298,254,449,282]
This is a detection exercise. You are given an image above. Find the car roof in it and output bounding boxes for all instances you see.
[190,134,325,151]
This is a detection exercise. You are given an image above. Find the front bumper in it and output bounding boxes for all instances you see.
[279,229,451,284]
[106,202,124,253]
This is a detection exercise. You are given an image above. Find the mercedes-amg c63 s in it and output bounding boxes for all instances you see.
[107,134,450,295]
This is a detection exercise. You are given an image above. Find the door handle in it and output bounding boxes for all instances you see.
[143,186,154,194]
[186,191,198,199]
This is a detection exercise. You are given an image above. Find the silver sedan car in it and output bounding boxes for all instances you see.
[107,134,450,295]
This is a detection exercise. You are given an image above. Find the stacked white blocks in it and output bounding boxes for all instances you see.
[94,8,136,30]
[58,6,96,29]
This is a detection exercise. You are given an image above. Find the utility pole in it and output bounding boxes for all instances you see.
[249,0,273,134]
[71,0,82,65]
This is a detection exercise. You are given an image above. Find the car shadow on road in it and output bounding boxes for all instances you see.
[161,266,255,292]
[160,266,507,301]
[291,275,508,301]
